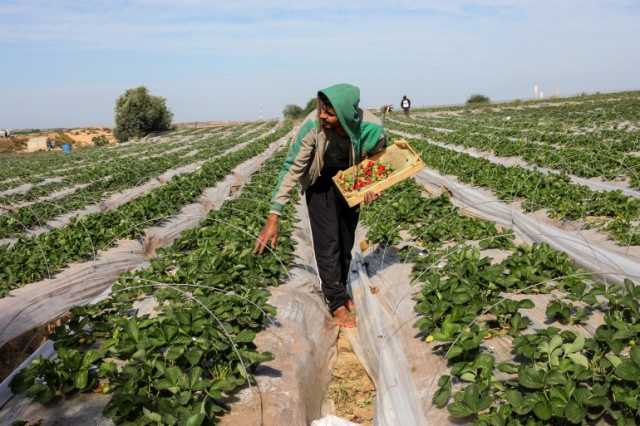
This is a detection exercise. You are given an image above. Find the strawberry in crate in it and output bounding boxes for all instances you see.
[339,159,394,192]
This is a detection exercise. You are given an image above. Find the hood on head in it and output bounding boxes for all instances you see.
[318,83,361,143]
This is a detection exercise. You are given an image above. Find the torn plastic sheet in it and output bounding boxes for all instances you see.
[414,168,640,284]
[0,136,288,349]
[389,128,640,198]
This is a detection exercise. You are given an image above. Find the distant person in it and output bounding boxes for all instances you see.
[401,95,411,117]
[46,138,54,151]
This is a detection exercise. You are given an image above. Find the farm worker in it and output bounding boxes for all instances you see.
[401,95,411,117]
[254,83,386,328]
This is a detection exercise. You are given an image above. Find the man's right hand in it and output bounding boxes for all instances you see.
[254,213,279,254]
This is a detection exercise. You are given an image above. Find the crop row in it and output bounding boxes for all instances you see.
[411,90,640,133]
[386,117,640,187]
[0,120,262,187]
[0,121,275,205]
[397,135,640,246]
[0,123,279,239]
[0,122,292,296]
[0,128,226,204]
[0,124,238,191]
[361,178,640,424]
[10,140,298,424]
[419,115,640,153]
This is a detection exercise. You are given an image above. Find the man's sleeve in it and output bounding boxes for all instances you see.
[269,120,316,215]
[369,129,387,155]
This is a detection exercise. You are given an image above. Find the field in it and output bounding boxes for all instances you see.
[2,91,640,425]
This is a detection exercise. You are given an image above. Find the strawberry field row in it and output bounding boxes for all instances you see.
[0,121,275,204]
[0,121,263,188]
[400,135,640,246]
[361,178,640,424]
[0,124,241,192]
[9,141,297,425]
[386,117,640,187]
[0,123,278,239]
[0,122,292,296]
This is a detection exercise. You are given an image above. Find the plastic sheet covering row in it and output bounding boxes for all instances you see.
[0,126,273,248]
[413,168,640,285]
[388,128,640,198]
[0,136,287,350]
[0,140,340,426]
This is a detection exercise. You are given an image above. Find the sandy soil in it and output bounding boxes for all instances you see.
[324,331,376,425]
[57,128,116,146]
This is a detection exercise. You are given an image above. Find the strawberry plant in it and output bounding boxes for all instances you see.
[0,122,292,296]
[11,142,300,424]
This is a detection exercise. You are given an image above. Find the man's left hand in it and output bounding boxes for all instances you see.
[363,191,379,205]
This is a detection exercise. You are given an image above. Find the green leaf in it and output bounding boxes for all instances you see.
[185,413,205,426]
[432,375,451,408]
[606,353,622,367]
[518,367,545,389]
[505,390,534,415]
[565,400,585,424]
[74,369,89,390]
[235,329,256,343]
[165,345,186,361]
[448,402,474,418]
[517,299,535,309]
[615,359,640,381]
[496,362,519,374]
[185,349,203,366]
[567,353,590,369]
[81,349,102,368]
[533,400,552,420]
[143,407,163,422]
[562,334,585,355]
[631,346,640,367]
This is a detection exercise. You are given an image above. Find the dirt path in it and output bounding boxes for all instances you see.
[325,331,375,425]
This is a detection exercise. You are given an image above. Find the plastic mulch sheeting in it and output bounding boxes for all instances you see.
[0,142,342,426]
[413,169,640,284]
[0,136,287,350]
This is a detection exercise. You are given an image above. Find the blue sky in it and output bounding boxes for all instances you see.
[1,0,639,128]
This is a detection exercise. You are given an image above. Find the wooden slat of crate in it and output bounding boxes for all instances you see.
[333,139,426,207]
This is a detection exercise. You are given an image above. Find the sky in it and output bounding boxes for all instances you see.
[1,0,639,129]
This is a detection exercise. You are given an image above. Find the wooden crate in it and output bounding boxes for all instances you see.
[333,139,425,207]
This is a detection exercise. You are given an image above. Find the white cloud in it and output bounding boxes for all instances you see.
[1,0,638,127]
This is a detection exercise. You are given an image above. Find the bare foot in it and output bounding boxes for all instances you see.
[345,299,356,312]
[332,306,356,328]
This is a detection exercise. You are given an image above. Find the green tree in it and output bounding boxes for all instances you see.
[302,97,317,115]
[92,135,109,147]
[114,86,173,142]
[283,104,304,119]
[466,94,490,105]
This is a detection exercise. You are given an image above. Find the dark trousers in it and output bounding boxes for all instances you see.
[306,167,359,312]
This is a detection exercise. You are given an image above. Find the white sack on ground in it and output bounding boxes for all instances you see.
[414,169,640,284]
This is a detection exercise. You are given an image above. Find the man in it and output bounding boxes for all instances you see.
[401,95,411,117]
[254,83,386,327]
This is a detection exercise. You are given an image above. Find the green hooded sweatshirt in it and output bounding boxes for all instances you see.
[270,83,386,215]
